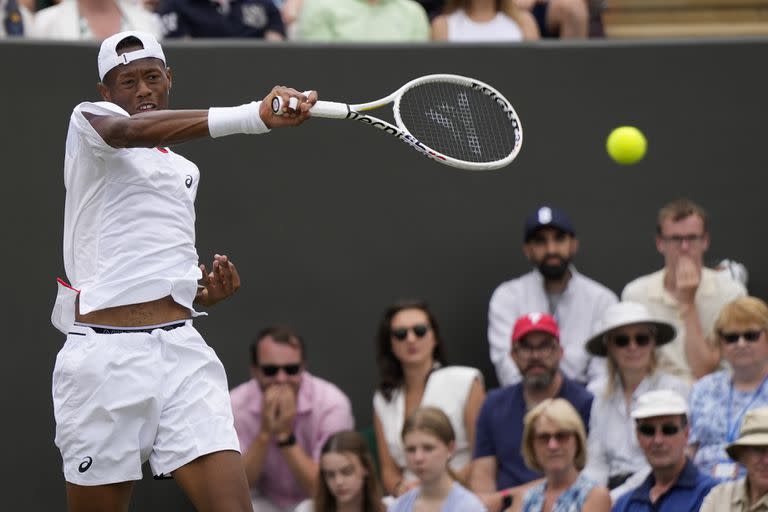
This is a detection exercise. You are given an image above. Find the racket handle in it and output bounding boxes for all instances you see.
[271,97,350,119]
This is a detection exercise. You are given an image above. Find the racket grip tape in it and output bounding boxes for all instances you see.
[271,96,351,119]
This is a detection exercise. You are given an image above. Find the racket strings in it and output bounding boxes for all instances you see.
[397,82,519,164]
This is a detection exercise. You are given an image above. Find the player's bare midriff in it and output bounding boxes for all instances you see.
[75,295,191,327]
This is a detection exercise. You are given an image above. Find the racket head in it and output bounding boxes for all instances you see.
[392,74,523,171]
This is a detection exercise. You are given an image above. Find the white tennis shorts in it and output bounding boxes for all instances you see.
[52,321,240,485]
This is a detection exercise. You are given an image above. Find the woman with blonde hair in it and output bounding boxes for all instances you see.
[513,398,609,512]
[388,407,486,511]
[582,301,689,495]
[431,0,540,41]
[294,431,385,512]
[690,296,768,480]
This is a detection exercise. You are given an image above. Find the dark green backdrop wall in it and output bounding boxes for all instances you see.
[1,38,766,509]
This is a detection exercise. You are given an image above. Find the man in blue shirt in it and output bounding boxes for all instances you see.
[612,390,717,511]
[470,312,594,512]
[159,0,285,39]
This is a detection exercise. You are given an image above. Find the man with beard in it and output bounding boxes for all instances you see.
[230,325,355,511]
[612,389,716,511]
[488,205,617,388]
[470,312,594,511]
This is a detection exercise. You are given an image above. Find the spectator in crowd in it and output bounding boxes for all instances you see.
[295,0,429,42]
[622,198,746,382]
[689,297,768,481]
[612,389,717,512]
[582,302,690,499]
[389,407,487,511]
[30,0,162,39]
[488,205,617,388]
[293,430,385,512]
[230,325,355,512]
[471,312,593,512]
[158,0,285,39]
[701,406,768,511]
[1,0,32,37]
[431,0,539,42]
[513,0,588,38]
[373,299,485,497]
[512,398,610,512]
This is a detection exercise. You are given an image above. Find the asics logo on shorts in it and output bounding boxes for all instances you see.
[78,456,93,473]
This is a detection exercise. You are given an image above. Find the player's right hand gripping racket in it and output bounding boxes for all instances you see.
[272,74,522,171]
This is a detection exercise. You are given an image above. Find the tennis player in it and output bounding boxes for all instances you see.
[50,30,316,511]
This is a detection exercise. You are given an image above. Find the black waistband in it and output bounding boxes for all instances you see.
[83,321,187,335]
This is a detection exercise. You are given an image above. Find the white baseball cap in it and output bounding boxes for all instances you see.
[98,31,166,82]
[631,390,689,420]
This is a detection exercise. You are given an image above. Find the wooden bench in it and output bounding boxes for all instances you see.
[603,0,768,38]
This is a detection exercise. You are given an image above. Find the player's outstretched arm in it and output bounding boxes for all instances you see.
[86,86,317,149]
[194,254,241,308]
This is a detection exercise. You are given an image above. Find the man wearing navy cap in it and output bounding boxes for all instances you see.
[488,205,617,388]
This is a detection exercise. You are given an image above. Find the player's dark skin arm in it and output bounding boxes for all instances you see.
[84,109,210,149]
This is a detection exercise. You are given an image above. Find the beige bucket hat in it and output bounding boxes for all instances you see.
[726,407,768,460]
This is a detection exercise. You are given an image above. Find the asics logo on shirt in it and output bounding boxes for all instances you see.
[78,456,93,473]
[185,175,193,188]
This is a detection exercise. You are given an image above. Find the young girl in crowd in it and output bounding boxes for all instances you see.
[294,431,385,512]
[431,0,540,41]
[388,407,486,511]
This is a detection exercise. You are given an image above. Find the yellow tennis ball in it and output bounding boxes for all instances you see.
[606,126,647,165]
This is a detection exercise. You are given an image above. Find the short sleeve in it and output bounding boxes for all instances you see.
[473,395,495,459]
[70,101,130,155]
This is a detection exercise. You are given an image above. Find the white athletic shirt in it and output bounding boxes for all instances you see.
[52,101,203,332]
[446,9,523,42]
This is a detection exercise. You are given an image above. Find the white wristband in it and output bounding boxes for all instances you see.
[208,101,270,138]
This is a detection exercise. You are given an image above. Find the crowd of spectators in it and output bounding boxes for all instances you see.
[1,0,601,40]
[223,198,768,512]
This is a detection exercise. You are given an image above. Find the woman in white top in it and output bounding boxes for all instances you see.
[294,431,385,512]
[373,299,485,498]
[30,0,162,40]
[582,302,690,497]
[388,407,487,512]
[431,0,539,42]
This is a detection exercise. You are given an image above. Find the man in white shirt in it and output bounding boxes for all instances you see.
[488,205,617,387]
[622,198,746,382]
[52,30,315,512]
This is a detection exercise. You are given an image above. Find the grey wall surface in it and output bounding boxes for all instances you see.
[1,38,766,509]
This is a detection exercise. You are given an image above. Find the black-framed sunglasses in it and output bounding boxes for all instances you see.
[391,324,430,341]
[719,330,764,344]
[534,430,575,445]
[637,423,681,437]
[609,333,653,348]
[260,364,302,377]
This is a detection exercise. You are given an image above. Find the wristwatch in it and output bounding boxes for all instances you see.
[277,433,296,447]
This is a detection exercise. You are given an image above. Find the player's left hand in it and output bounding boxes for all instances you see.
[260,86,317,128]
[195,253,241,307]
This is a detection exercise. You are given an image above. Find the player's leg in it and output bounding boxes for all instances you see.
[65,482,134,512]
[546,0,589,38]
[172,450,253,512]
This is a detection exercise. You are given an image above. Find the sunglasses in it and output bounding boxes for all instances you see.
[720,330,764,344]
[609,333,653,348]
[534,430,574,445]
[391,324,430,341]
[260,364,301,377]
[637,423,681,437]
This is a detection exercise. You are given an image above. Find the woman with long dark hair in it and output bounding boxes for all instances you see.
[294,431,385,512]
[431,0,539,41]
[373,299,485,498]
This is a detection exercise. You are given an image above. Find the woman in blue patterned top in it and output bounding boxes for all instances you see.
[690,296,768,481]
[387,407,486,511]
[512,399,610,512]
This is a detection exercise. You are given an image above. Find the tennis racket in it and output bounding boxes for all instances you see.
[272,74,522,171]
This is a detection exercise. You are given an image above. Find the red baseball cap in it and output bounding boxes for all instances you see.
[511,313,560,344]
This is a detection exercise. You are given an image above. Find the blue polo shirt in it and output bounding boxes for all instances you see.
[473,374,593,489]
[611,459,717,512]
[159,0,285,38]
